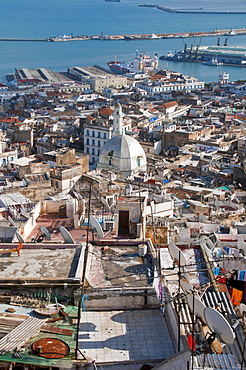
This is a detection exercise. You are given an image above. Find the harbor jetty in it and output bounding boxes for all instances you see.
[0,28,246,43]
[140,4,246,14]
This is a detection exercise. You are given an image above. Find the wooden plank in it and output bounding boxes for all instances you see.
[40,325,73,336]
[0,313,29,319]
[0,318,23,327]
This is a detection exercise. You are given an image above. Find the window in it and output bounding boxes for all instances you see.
[109,158,112,165]
[104,133,107,139]
[98,132,101,138]
[87,148,90,153]
[92,148,95,155]
[92,131,95,137]
[86,139,89,145]
[92,139,95,145]
[98,149,100,156]
[98,141,101,147]
[86,130,89,136]
[137,157,141,166]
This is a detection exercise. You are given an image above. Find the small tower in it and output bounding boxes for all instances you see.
[219,72,229,85]
[113,101,124,136]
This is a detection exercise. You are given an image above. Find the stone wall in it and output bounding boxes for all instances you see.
[152,350,191,370]
[78,287,160,309]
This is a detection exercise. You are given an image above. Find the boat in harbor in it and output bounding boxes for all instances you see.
[107,51,159,76]
[203,57,223,66]
[105,0,121,2]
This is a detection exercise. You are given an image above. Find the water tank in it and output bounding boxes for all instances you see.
[138,244,147,257]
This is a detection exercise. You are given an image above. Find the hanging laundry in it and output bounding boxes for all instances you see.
[238,271,246,281]
[223,246,230,255]
[213,266,221,276]
[231,288,243,306]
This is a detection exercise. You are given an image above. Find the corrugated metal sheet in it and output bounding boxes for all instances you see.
[202,291,235,317]
[201,291,245,369]
[193,353,241,369]
[0,316,46,353]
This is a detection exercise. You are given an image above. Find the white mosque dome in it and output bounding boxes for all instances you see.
[98,134,147,177]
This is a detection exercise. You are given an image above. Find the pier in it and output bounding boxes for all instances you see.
[140,4,246,14]
[0,28,246,43]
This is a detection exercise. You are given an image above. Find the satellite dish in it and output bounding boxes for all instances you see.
[8,216,15,226]
[168,241,187,266]
[240,303,246,314]
[180,278,193,293]
[203,307,235,345]
[109,200,116,210]
[199,215,206,223]
[186,294,206,319]
[59,226,75,244]
[173,225,180,234]
[200,240,213,259]
[16,232,25,243]
[181,272,190,283]
[90,216,104,239]
[172,234,180,243]
[237,237,246,255]
[201,235,214,249]
[40,226,51,241]
[101,197,110,210]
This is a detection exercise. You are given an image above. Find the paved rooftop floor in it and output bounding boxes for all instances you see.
[86,244,153,288]
[0,247,81,279]
[77,309,175,363]
[26,214,117,244]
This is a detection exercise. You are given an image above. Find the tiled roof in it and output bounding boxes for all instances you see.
[0,117,22,124]
[98,107,114,116]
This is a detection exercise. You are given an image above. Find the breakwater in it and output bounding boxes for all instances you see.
[0,38,48,42]
[0,28,246,43]
[140,4,246,14]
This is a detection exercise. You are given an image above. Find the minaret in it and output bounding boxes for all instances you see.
[113,101,124,136]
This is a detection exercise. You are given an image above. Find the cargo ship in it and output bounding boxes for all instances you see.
[160,45,246,67]
[107,52,159,76]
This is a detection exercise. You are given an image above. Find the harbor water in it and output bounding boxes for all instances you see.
[0,0,246,83]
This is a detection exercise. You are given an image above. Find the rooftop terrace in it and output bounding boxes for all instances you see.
[78,309,175,366]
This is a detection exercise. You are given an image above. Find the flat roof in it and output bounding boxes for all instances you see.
[0,303,78,368]
[85,244,153,288]
[77,309,175,364]
[0,245,83,281]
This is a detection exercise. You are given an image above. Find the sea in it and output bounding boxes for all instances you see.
[0,0,246,83]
